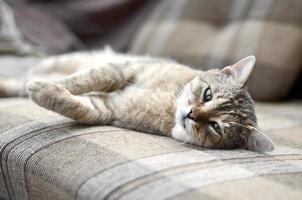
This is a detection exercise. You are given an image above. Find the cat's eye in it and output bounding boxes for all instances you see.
[203,87,212,102]
[210,121,222,136]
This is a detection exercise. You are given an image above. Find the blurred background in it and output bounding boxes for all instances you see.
[0,0,301,101]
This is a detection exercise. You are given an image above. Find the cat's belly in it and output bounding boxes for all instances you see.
[108,87,176,136]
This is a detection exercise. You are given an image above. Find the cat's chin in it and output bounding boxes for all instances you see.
[173,89,193,143]
[171,123,193,143]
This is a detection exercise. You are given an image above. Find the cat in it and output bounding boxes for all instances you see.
[0,48,274,152]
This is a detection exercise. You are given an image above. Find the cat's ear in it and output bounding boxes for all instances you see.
[246,129,274,152]
[222,55,256,87]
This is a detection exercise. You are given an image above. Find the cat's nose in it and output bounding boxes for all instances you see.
[187,109,196,121]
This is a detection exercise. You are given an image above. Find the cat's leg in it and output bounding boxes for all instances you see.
[51,63,134,95]
[27,51,104,78]
[27,48,121,80]
[27,80,112,124]
[26,63,134,123]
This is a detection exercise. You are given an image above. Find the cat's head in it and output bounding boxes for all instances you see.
[173,56,274,152]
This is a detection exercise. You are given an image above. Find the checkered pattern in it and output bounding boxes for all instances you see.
[0,98,302,200]
[130,0,302,101]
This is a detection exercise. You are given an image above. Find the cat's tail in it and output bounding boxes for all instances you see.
[0,76,27,97]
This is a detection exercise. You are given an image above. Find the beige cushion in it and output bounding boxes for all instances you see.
[130,0,302,101]
[0,98,302,200]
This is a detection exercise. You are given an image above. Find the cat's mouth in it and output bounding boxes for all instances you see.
[181,110,193,129]
[182,116,186,129]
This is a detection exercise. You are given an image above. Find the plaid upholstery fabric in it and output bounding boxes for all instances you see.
[130,0,302,101]
[0,97,301,200]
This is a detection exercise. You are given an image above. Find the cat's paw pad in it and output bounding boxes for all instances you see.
[27,80,70,108]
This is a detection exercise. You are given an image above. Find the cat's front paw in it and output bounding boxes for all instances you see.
[27,80,70,109]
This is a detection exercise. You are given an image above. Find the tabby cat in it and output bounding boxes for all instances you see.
[0,49,274,152]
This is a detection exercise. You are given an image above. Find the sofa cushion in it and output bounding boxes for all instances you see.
[0,1,44,79]
[130,0,302,101]
[0,98,302,200]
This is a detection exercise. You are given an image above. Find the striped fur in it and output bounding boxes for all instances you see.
[1,50,273,152]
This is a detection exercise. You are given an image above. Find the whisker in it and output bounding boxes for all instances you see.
[176,87,183,97]
[229,121,265,135]
[247,125,266,136]
[187,121,193,134]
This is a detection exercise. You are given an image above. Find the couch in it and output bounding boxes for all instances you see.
[1,98,302,200]
[1,0,302,199]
